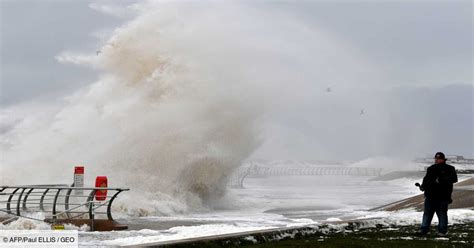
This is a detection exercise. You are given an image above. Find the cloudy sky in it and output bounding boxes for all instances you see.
[1,0,472,160]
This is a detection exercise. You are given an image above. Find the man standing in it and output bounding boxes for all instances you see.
[420,152,458,235]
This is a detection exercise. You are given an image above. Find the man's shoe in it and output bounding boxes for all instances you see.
[437,232,447,237]
[417,230,428,236]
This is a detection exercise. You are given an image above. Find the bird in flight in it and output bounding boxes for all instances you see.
[360,109,365,115]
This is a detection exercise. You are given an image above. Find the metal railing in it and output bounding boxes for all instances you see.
[228,166,385,188]
[0,184,129,229]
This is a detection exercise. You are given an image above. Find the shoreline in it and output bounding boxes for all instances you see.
[125,218,474,247]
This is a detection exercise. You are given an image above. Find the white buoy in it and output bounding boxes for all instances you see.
[74,166,84,195]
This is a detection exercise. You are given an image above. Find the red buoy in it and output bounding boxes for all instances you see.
[95,176,108,201]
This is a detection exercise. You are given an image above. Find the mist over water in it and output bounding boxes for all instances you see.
[0,2,472,215]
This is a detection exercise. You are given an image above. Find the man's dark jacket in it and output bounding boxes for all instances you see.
[421,162,458,203]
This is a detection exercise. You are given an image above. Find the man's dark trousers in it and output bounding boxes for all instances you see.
[421,197,448,234]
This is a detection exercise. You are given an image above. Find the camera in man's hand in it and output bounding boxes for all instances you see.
[415,182,424,191]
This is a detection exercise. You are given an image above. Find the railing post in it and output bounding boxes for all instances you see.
[52,189,62,222]
[6,188,19,214]
[40,189,50,211]
[88,189,97,231]
[107,190,122,221]
[16,188,27,216]
[64,187,73,219]
[22,188,34,210]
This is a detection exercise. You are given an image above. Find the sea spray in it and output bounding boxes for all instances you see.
[0,2,372,215]
[0,3,264,213]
